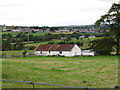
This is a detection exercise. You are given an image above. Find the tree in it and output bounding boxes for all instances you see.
[48,41,54,44]
[65,35,71,44]
[29,34,34,41]
[41,26,49,32]
[76,42,83,46]
[31,30,35,33]
[58,41,66,44]
[95,2,120,55]
[50,27,58,32]
[13,43,25,50]
[71,32,80,39]
[90,37,116,55]
[2,40,12,51]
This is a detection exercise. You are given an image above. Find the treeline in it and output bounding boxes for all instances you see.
[4,24,109,31]
[2,40,35,51]
[2,32,112,43]
[2,33,68,43]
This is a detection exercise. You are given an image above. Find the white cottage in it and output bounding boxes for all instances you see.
[34,44,81,57]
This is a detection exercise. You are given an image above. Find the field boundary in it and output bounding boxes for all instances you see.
[1,79,89,89]
[2,79,118,90]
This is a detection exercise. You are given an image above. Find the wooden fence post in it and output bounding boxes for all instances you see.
[30,82,35,90]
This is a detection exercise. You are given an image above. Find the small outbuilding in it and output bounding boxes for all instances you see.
[81,50,95,56]
[88,35,96,38]
[79,36,85,39]
[34,44,81,57]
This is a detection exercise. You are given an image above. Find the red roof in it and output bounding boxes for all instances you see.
[35,44,75,51]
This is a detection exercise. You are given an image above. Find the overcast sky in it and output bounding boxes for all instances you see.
[0,0,119,26]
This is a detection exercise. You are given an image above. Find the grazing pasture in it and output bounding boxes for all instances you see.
[2,50,34,58]
[2,55,118,88]
[25,38,99,49]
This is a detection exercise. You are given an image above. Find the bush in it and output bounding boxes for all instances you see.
[68,42,75,44]
[75,42,83,46]
[27,46,36,50]
[58,42,66,44]
[48,42,54,44]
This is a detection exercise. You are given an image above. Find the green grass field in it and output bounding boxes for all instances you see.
[25,38,101,50]
[2,50,34,58]
[2,31,20,37]
[25,40,65,47]
[2,31,102,50]
[2,31,73,37]
[2,55,118,88]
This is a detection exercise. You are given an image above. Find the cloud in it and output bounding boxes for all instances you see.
[0,4,25,8]
[0,0,118,26]
[98,0,119,3]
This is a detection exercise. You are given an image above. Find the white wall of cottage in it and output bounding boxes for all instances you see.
[70,44,81,56]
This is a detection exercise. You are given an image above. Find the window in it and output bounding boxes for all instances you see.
[40,51,42,54]
[59,51,62,54]
[49,51,50,53]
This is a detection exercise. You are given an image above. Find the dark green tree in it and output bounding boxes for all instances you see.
[50,27,58,32]
[13,43,25,50]
[41,26,49,32]
[90,37,116,55]
[2,40,12,51]
[95,2,120,55]
[65,35,71,44]
[48,41,54,44]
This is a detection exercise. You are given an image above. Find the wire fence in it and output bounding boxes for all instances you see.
[1,79,88,89]
[1,79,119,90]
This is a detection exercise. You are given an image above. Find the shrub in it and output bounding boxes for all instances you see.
[48,42,54,44]
[58,41,66,44]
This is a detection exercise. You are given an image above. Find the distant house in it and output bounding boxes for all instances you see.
[79,36,85,39]
[12,29,21,32]
[59,29,70,32]
[88,35,96,38]
[81,50,95,56]
[34,44,81,57]
[60,37,66,40]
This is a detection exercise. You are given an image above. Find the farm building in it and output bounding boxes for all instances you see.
[81,50,95,56]
[34,44,81,57]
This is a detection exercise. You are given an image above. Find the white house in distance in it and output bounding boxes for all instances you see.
[79,36,85,39]
[88,35,96,38]
[34,44,81,57]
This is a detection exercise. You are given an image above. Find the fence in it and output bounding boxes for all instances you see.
[1,79,119,90]
[1,79,89,89]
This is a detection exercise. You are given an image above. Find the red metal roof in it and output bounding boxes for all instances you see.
[35,44,75,51]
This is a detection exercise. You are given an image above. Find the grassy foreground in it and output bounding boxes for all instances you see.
[2,55,118,88]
